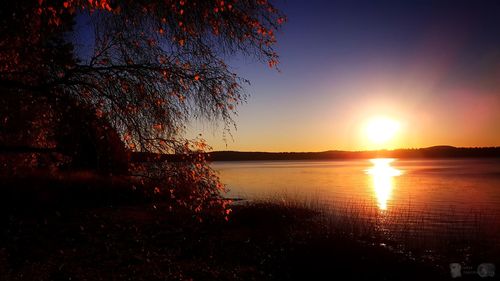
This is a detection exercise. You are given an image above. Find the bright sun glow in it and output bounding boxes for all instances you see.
[365,117,401,145]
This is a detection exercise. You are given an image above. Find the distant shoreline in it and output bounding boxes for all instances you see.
[131,146,500,162]
[206,146,500,161]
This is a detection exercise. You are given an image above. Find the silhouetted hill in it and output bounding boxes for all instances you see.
[206,146,500,161]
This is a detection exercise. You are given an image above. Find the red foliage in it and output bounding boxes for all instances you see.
[0,0,284,216]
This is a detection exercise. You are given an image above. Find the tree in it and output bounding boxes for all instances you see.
[0,0,285,214]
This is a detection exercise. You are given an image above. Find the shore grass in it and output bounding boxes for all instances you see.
[252,195,500,267]
[0,203,445,280]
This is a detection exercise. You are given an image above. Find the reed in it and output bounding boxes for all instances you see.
[241,195,500,264]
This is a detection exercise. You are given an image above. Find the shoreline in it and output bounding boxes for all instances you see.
[129,147,500,163]
[0,200,446,280]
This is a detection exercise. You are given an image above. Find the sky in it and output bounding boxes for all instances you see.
[188,0,500,152]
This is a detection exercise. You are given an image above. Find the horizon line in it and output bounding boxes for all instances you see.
[208,145,500,154]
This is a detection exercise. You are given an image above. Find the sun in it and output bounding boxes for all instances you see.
[365,117,400,145]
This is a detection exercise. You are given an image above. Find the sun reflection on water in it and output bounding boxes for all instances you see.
[366,158,402,210]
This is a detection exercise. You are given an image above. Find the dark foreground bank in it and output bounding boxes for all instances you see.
[0,193,452,281]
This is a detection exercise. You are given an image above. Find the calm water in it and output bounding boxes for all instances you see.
[214,158,500,252]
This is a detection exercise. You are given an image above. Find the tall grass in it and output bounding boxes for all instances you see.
[242,195,500,264]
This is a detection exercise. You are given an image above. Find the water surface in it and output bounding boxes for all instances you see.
[214,158,500,253]
[215,158,500,211]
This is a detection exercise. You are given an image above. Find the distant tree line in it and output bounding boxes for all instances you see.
[204,146,500,161]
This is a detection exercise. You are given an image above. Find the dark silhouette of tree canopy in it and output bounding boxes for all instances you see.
[1,0,284,152]
[0,0,285,214]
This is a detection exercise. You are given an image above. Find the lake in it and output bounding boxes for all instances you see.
[214,158,500,256]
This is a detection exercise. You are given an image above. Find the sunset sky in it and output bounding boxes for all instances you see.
[187,0,500,152]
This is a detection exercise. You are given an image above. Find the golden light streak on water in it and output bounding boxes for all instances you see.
[366,158,402,210]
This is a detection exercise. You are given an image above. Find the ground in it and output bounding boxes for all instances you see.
[0,182,448,281]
